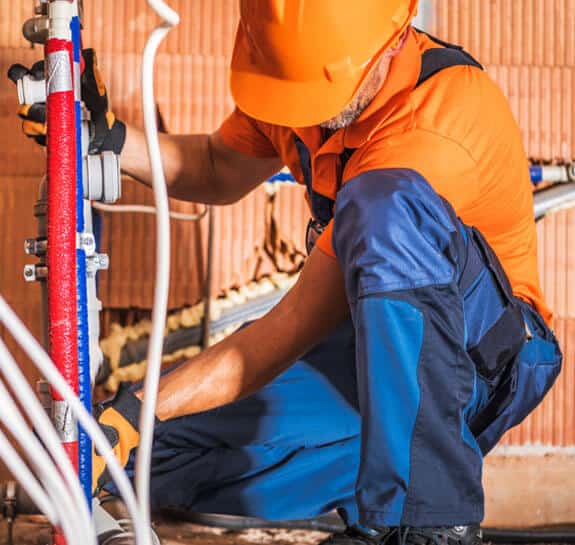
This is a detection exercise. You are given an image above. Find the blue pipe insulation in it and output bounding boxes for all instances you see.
[76,249,92,505]
[71,14,92,506]
[530,164,571,185]
[529,166,543,185]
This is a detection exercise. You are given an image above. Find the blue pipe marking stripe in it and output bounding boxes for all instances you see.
[72,16,84,232]
[71,14,93,506]
[268,171,296,183]
[76,249,92,505]
[71,16,82,63]
[530,166,543,185]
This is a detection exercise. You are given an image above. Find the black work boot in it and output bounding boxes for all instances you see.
[96,495,162,545]
[319,525,394,545]
[394,526,482,545]
[320,525,482,545]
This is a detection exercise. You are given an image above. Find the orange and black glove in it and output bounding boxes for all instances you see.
[93,386,144,495]
[7,49,126,154]
[7,61,47,146]
[80,49,126,155]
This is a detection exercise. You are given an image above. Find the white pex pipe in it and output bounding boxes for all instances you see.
[0,430,59,525]
[0,295,148,545]
[136,1,179,544]
[92,201,208,222]
[0,343,93,545]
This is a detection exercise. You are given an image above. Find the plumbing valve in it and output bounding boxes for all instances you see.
[83,152,122,204]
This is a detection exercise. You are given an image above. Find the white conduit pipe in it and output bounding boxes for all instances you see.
[0,374,93,545]
[0,385,88,545]
[0,430,59,525]
[137,2,179,543]
[93,201,208,222]
[0,392,85,543]
[0,296,149,545]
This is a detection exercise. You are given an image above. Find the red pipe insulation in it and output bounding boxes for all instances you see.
[45,35,78,545]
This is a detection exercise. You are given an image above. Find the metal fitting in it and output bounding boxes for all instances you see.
[87,253,110,275]
[22,15,49,44]
[83,152,122,203]
[78,233,97,257]
[16,75,46,106]
[52,400,78,442]
[23,264,47,282]
[36,380,52,417]
[24,238,47,257]
[34,0,49,16]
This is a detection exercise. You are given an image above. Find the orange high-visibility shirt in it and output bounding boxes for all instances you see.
[219,27,551,325]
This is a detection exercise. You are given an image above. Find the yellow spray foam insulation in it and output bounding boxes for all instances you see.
[101,272,299,392]
[105,345,202,392]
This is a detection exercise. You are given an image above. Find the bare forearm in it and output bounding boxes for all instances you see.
[141,249,350,420]
[121,124,283,205]
[150,302,307,419]
[121,125,221,202]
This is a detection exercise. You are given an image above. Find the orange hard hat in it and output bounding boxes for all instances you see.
[230,0,418,127]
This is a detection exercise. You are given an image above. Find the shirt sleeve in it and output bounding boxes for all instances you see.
[218,107,278,158]
[320,129,478,260]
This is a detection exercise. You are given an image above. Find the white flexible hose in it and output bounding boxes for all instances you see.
[2,417,86,545]
[136,2,179,542]
[0,382,85,543]
[93,201,208,222]
[0,429,59,525]
[0,340,95,543]
[0,296,149,545]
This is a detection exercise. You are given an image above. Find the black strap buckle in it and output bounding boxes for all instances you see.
[305,218,326,255]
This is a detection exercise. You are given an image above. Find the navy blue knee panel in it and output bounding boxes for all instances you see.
[333,169,483,526]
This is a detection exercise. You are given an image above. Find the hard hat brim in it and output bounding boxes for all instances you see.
[230,66,359,128]
[229,0,418,128]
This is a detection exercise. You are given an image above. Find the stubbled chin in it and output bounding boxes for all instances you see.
[319,114,356,130]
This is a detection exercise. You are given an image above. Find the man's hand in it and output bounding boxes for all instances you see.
[93,386,143,495]
[7,49,125,154]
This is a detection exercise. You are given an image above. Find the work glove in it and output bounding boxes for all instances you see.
[80,48,126,154]
[7,48,126,154]
[93,385,143,495]
[7,61,47,146]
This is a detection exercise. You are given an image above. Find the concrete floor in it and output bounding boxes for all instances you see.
[2,515,573,545]
[0,516,330,545]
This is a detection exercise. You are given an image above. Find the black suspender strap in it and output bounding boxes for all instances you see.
[295,30,484,230]
[294,135,335,226]
[415,29,483,87]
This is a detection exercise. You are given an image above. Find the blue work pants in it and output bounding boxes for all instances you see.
[125,169,561,528]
